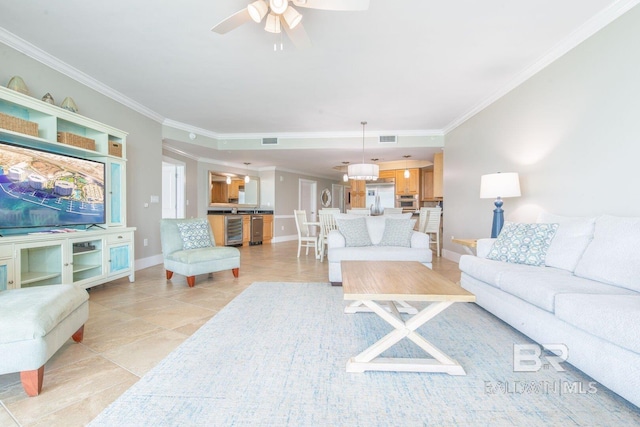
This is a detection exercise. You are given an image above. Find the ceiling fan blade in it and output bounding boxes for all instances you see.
[283,21,312,49]
[211,9,252,34]
[291,0,369,11]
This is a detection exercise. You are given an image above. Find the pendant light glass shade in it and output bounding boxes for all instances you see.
[245,175,250,183]
[282,6,302,28]
[404,168,410,178]
[248,0,268,22]
[264,13,281,33]
[226,176,232,184]
[348,121,379,181]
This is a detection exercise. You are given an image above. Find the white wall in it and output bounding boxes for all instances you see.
[444,5,640,258]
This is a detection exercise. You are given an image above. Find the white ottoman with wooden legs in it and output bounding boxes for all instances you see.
[0,284,89,396]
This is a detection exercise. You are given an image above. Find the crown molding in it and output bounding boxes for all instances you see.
[0,28,165,123]
[442,0,640,135]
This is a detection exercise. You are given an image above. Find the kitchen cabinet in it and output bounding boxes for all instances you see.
[349,179,366,208]
[395,169,420,195]
[378,170,395,179]
[242,215,251,246]
[263,215,273,243]
[421,170,435,201]
[433,152,443,199]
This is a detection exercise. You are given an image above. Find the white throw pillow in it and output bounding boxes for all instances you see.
[486,222,558,266]
[536,212,596,272]
[574,215,640,292]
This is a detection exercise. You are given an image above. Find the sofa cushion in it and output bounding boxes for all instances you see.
[487,222,559,266]
[167,246,240,264]
[378,218,416,247]
[176,219,213,250]
[335,216,372,247]
[498,268,634,313]
[458,255,536,290]
[0,285,89,342]
[328,246,431,264]
[574,215,640,292]
[555,293,640,354]
[536,212,595,272]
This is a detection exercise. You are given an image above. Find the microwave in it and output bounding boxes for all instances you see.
[395,194,418,211]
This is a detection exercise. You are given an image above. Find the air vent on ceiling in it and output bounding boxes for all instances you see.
[262,137,279,145]
[378,135,397,144]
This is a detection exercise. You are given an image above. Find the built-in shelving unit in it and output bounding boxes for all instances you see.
[0,85,135,290]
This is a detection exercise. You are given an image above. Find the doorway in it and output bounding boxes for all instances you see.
[162,158,185,219]
[299,179,318,234]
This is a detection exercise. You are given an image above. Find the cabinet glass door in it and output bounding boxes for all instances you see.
[108,244,131,275]
[108,160,126,226]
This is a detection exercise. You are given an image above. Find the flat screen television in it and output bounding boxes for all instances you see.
[0,141,105,230]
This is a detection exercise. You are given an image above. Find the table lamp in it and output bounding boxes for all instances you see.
[480,172,521,238]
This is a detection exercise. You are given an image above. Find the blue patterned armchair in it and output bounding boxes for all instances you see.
[160,218,240,287]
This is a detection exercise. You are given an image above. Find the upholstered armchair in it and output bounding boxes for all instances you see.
[160,218,240,287]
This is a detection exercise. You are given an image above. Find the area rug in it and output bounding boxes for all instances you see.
[90,282,640,426]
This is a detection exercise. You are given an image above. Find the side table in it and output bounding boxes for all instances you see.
[451,238,478,255]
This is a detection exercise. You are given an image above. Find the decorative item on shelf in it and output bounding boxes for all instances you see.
[61,96,79,113]
[57,132,96,150]
[6,76,30,95]
[0,112,39,137]
[108,141,123,157]
[41,92,55,105]
[348,121,379,181]
[371,194,383,215]
[480,172,521,238]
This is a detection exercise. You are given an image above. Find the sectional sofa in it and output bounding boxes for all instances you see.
[459,213,640,408]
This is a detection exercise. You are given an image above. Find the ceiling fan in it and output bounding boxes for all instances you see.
[211,0,370,49]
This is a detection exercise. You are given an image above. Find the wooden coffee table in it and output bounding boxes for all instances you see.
[342,261,476,374]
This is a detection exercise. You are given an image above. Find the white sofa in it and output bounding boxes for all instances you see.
[327,214,432,284]
[459,213,640,408]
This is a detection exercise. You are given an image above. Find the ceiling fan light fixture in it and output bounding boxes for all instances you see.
[248,0,269,23]
[270,0,289,15]
[264,13,281,33]
[282,6,302,29]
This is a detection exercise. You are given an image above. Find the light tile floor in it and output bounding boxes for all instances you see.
[0,241,461,426]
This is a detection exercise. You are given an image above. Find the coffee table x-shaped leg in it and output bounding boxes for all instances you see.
[345,299,467,375]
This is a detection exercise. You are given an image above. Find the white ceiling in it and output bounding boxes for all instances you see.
[0,0,634,179]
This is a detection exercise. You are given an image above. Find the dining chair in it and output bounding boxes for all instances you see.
[383,207,403,215]
[294,210,318,257]
[419,207,442,257]
[318,210,339,262]
[346,208,371,215]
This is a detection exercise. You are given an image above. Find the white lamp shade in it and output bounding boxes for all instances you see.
[282,6,302,28]
[480,172,521,199]
[264,13,282,33]
[348,163,379,181]
[248,0,268,22]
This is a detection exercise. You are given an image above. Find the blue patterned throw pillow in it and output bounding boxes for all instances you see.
[176,219,213,250]
[487,222,559,266]
[378,218,416,247]
[335,217,372,247]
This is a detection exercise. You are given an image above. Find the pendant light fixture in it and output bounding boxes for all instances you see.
[347,121,379,181]
[244,162,251,183]
[226,176,232,185]
[403,155,411,179]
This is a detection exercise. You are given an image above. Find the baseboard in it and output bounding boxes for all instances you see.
[442,248,462,263]
[135,254,163,271]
